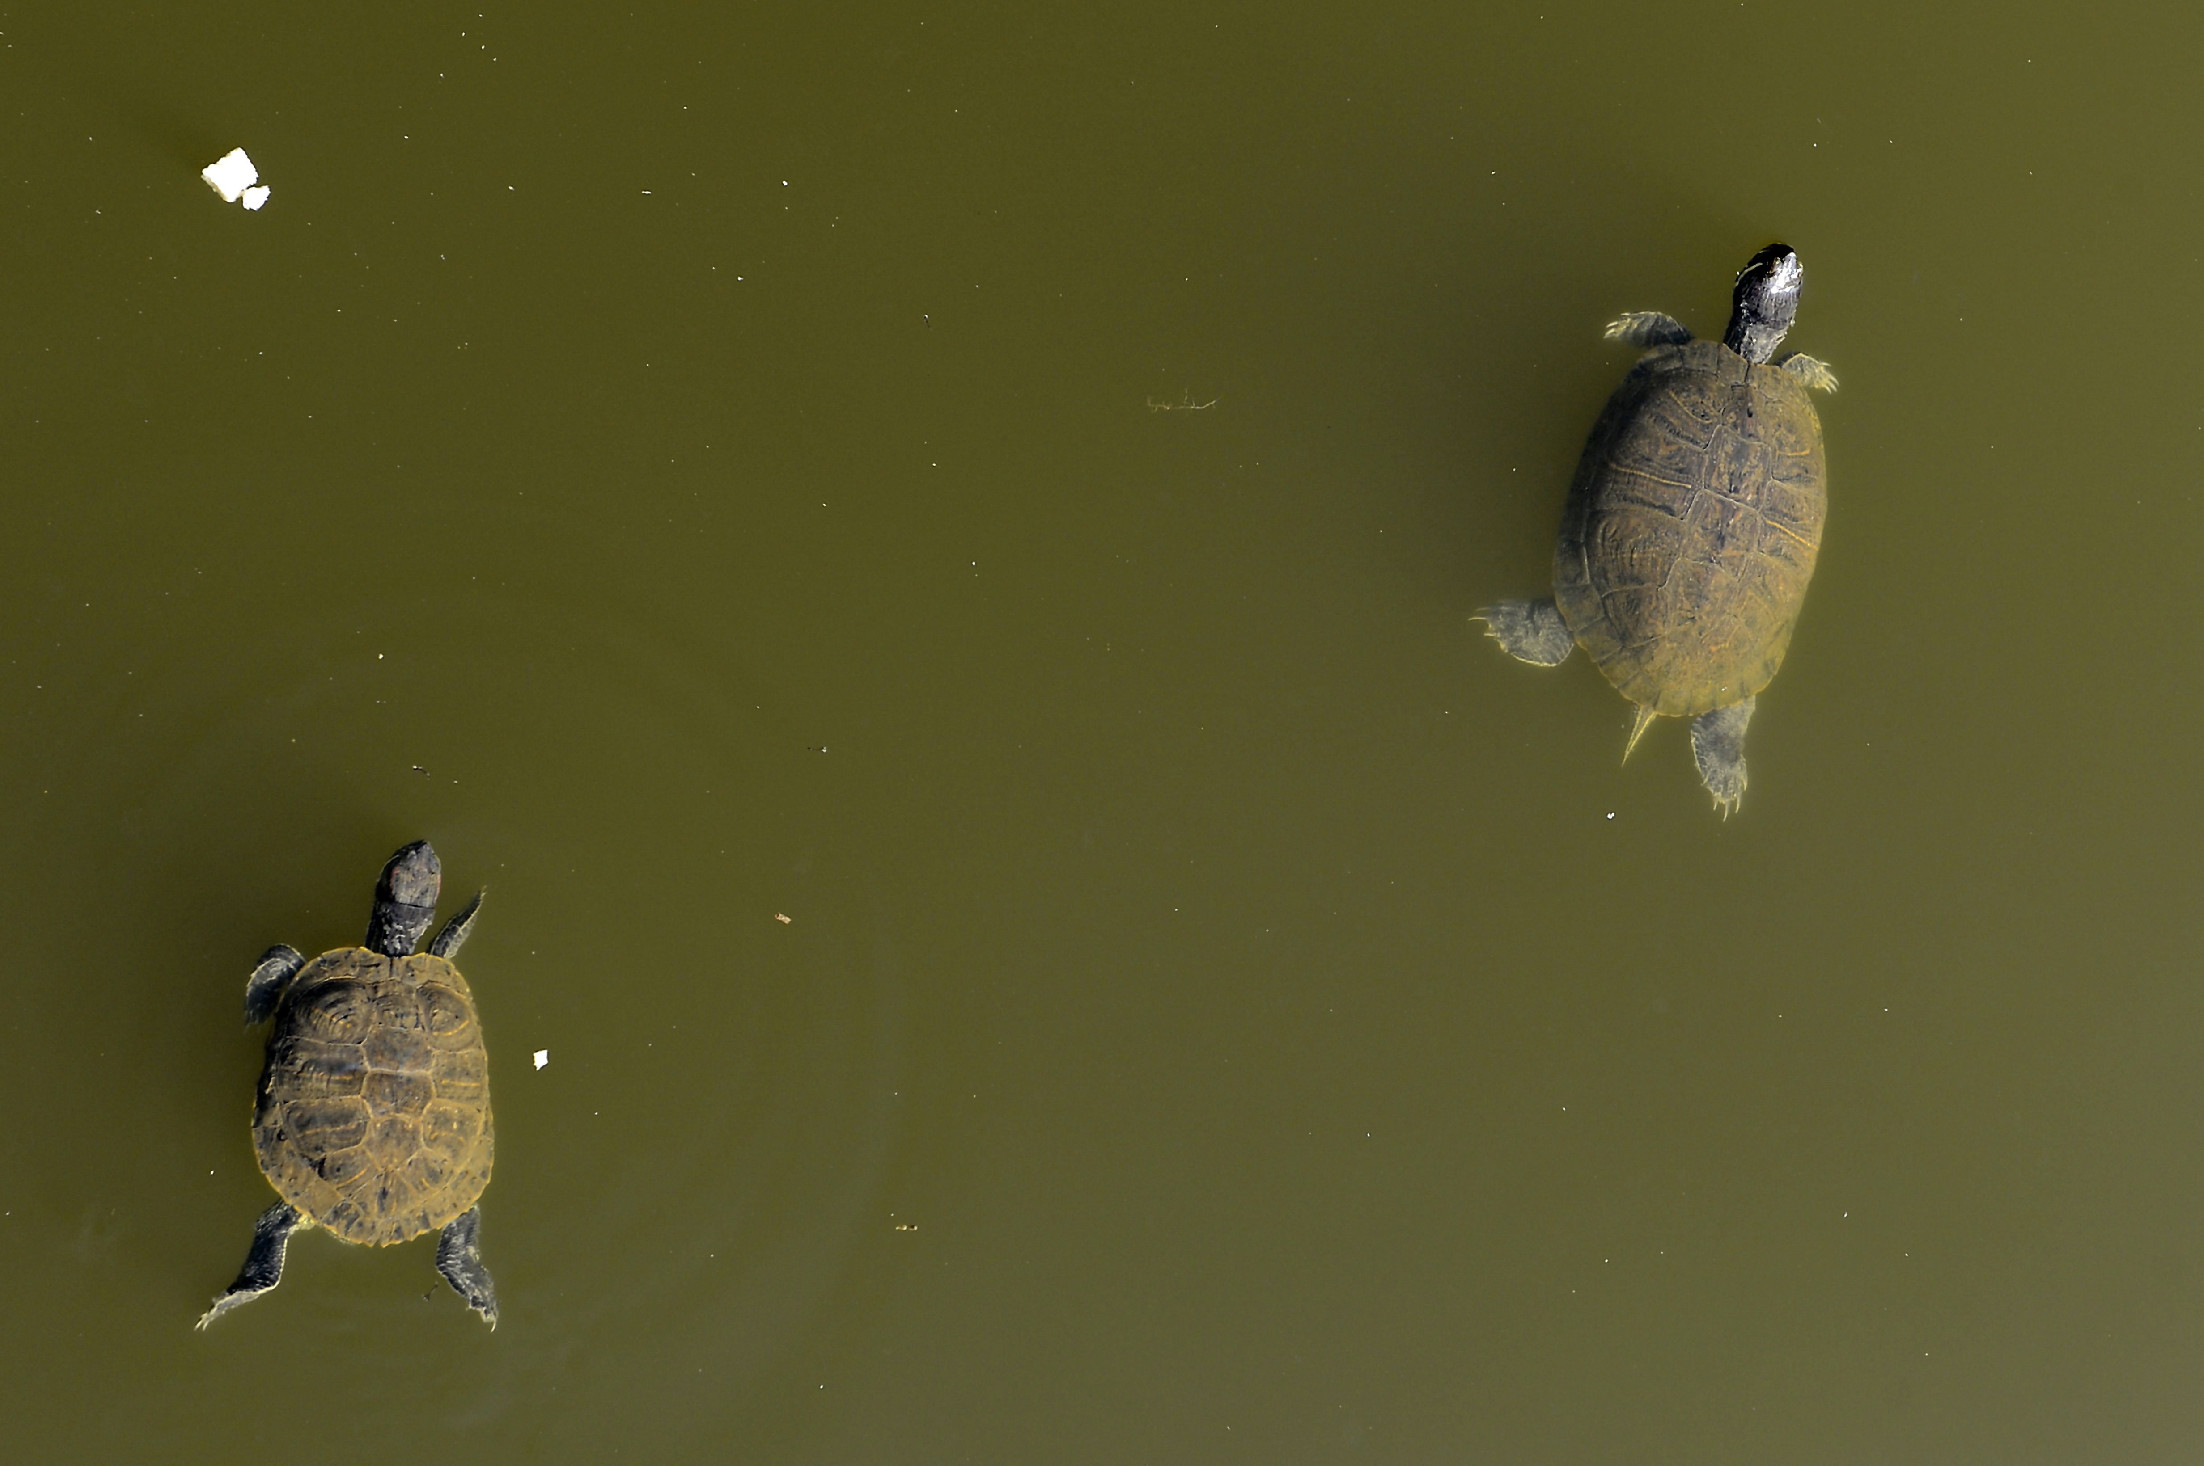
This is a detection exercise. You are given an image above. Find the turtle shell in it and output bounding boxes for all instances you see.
[1553,337,1826,717]
[253,948,494,1246]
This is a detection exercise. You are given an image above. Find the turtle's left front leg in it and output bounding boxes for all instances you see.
[196,1202,306,1330]
[1690,697,1754,818]
[243,945,305,1025]
[1605,311,1692,347]
[1779,354,1839,392]
[437,1206,499,1329]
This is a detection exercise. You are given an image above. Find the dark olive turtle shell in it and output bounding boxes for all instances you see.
[252,949,494,1246]
[1553,337,1826,717]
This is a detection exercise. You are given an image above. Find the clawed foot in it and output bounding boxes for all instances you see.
[1780,353,1839,392]
[1474,598,1575,667]
[437,1207,499,1330]
[1689,699,1754,819]
[1604,311,1692,348]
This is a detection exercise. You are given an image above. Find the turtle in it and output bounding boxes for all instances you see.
[197,840,499,1329]
[1476,242,1836,815]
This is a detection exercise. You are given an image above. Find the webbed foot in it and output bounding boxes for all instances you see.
[437,1206,499,1329]
[196,1202,304,1330]
[1604,311,1692,347]
[1473,598,1575,667]
[1779,353,1838,392]
[429,891,485,959]
[1690,697,1755,818]
[243,946,305,1025]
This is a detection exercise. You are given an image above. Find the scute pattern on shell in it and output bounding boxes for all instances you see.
[1553,338,1826,717]
[253,949,494,1246]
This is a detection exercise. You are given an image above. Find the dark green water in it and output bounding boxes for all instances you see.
[4,2,2201,1460]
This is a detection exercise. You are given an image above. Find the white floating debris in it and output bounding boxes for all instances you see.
[200,148,255,200]
[201,148,270,210]
[774,913,792,924]
[532,1049,549,1070]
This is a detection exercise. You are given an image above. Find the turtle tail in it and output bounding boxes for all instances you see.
[1621,705,1659,764]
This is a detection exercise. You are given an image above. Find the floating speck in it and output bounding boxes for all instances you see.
[532,1049,549,1070]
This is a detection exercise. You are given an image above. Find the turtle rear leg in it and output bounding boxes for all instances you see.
[436,1207,499,1329]
[1690,696,1755,818]
[196,1202,306,1330]
[1475,598,1575,666]
[1604,311,1692,347]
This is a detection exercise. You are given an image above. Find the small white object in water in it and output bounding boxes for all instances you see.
[201,148,271,210]
[532,1049,549,1070]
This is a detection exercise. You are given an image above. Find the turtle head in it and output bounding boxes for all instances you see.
[1722,243,1803,364]
[365,840,441,956]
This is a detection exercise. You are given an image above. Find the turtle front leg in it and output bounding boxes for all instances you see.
[243,945,304,1025]
[1779,353,1839,392]
[1690,697,1755,818]
[196,1202,306,1330]
[1474,598,1575,666]
[436,1207,499,1329]
[429,891,486,959]
[1605,311,1692,347]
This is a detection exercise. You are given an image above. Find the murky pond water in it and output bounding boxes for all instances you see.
[4,1,2201,1460]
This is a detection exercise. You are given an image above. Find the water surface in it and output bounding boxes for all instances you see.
[3,2,2201,1461]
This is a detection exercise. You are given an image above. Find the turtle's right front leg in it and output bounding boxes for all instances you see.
[196,1202,305,1330]
[429,892,486,959]
[1474,598,1575,666]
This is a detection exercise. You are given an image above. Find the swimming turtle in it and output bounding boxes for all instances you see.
[1477,242,1835,814]
[198,840,499,1329]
